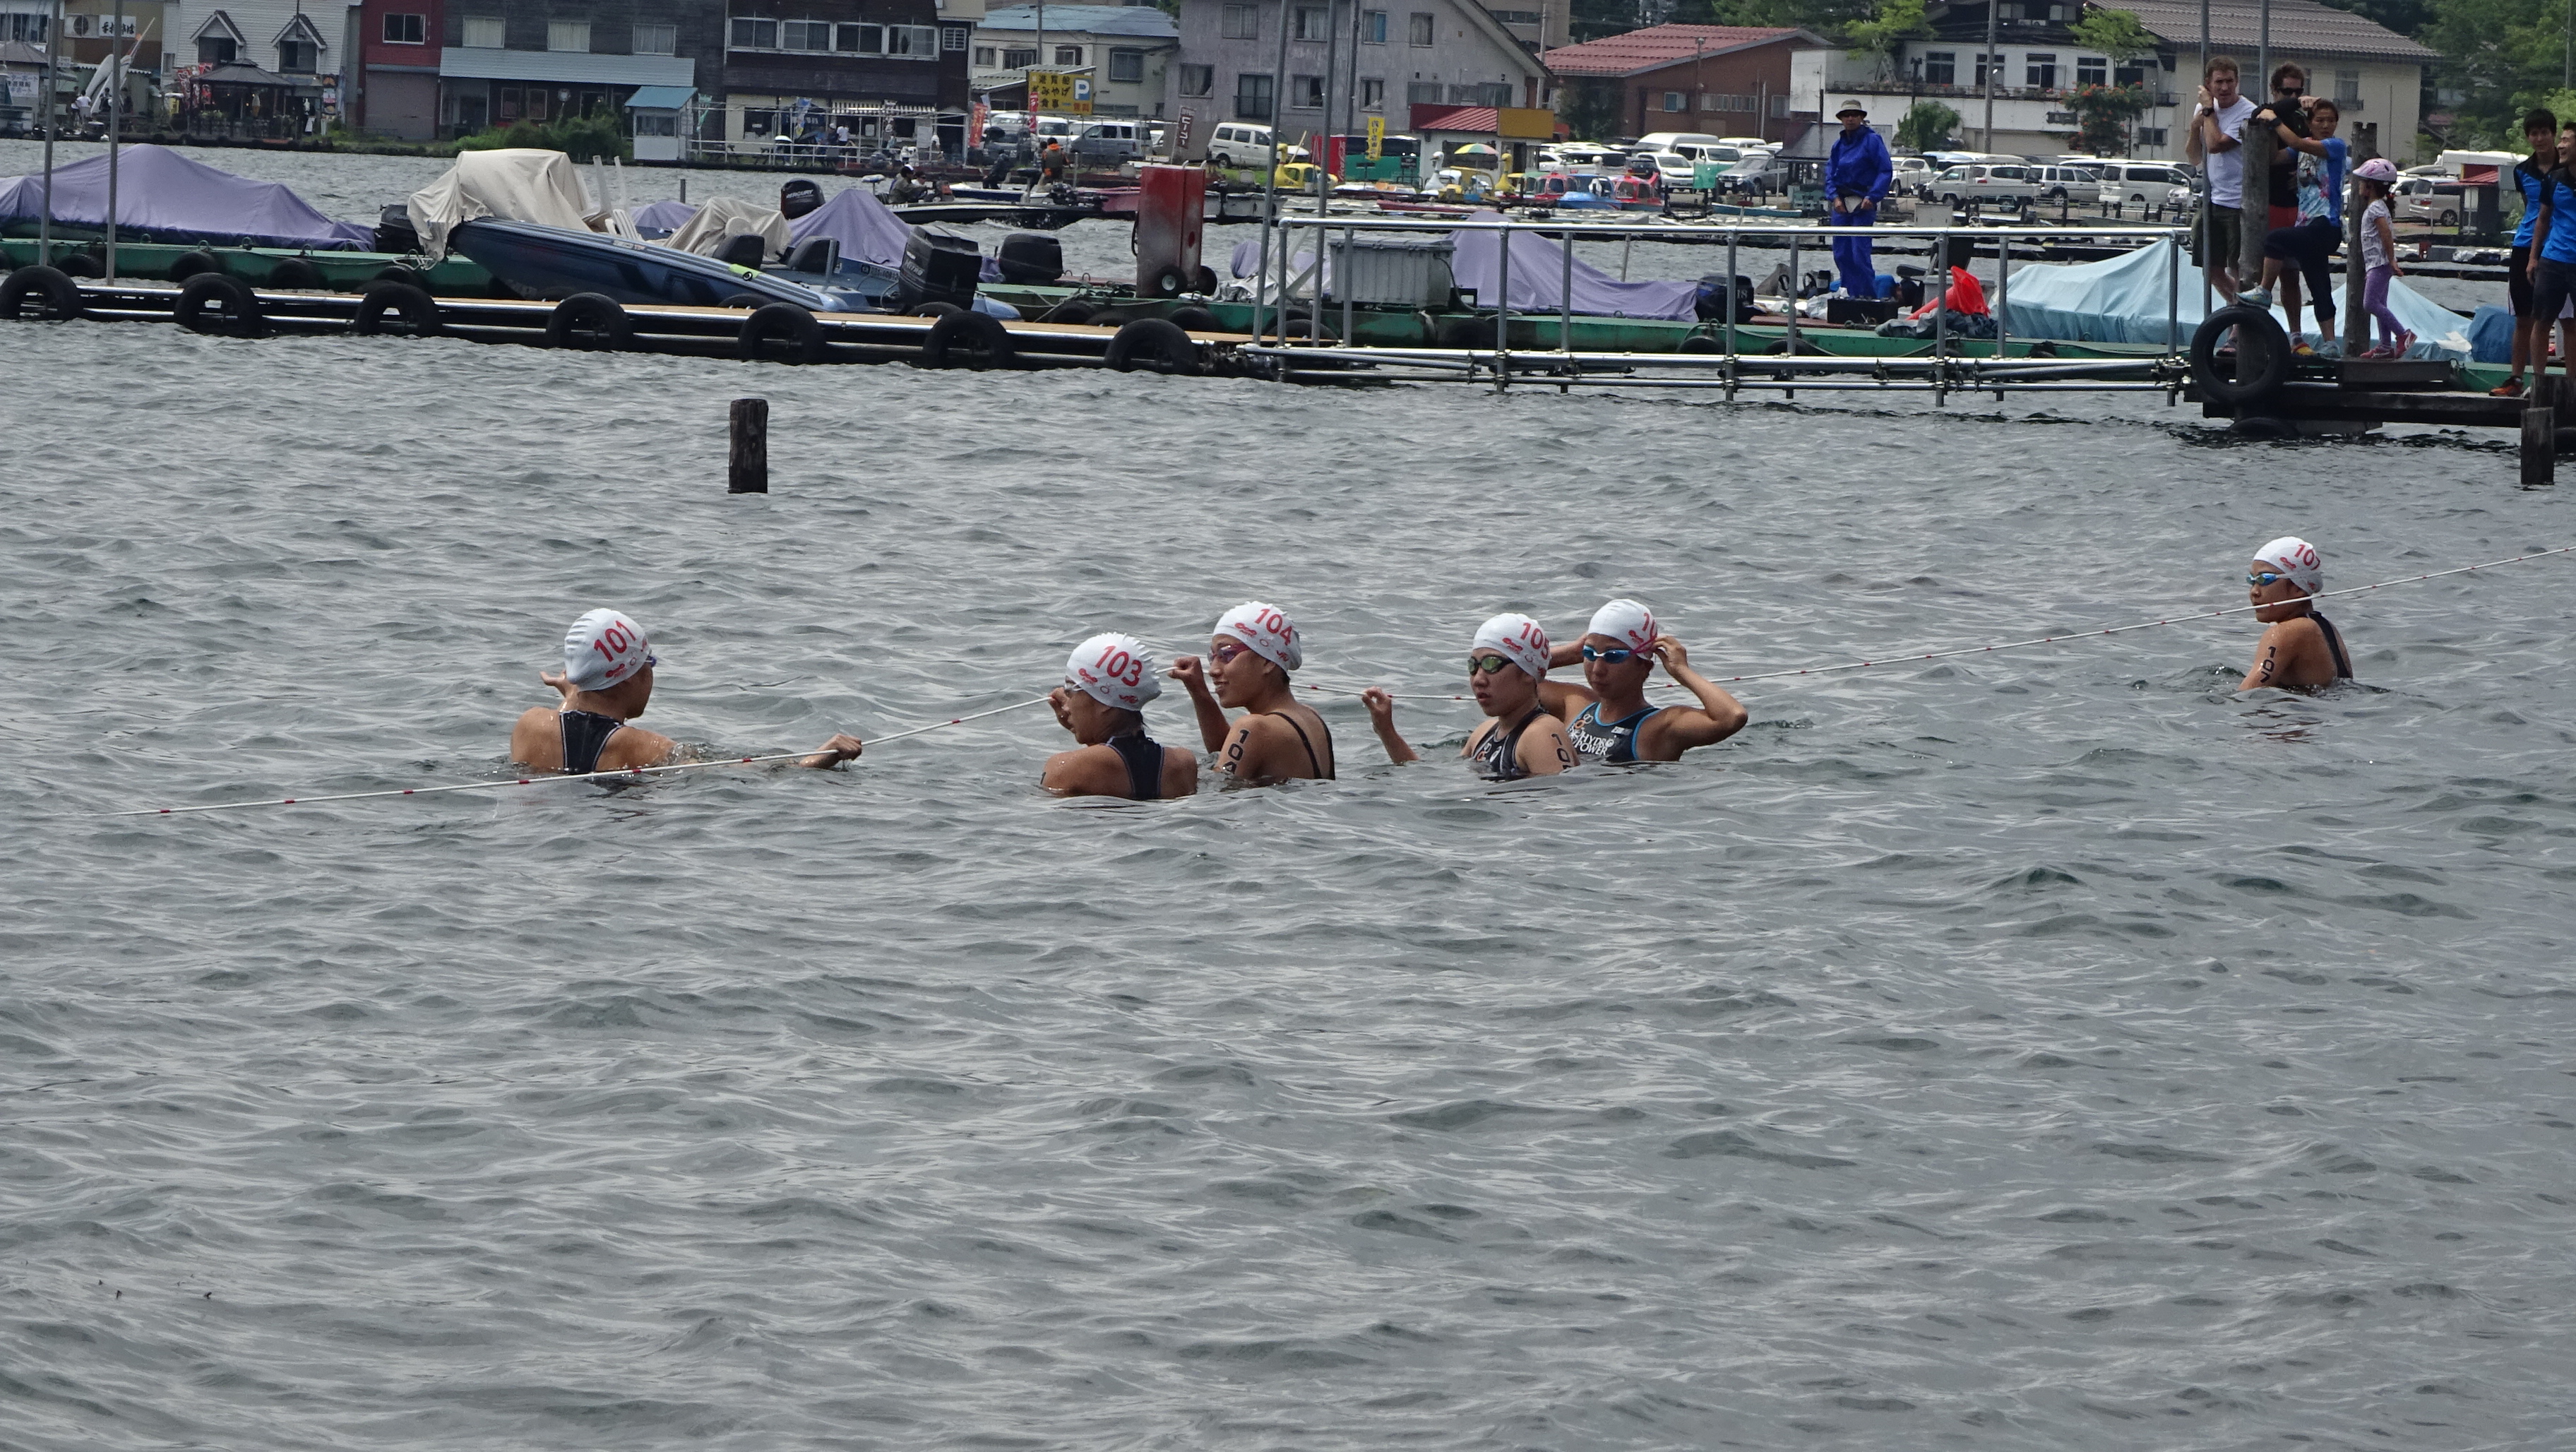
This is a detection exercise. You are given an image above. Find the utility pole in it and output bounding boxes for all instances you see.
[1981,0,1998,150]
[2257,0,2270,97]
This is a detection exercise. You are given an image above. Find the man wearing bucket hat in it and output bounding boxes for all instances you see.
[1170,601,1335,784]
[1044,632,1198,799]
[2240,537,2355,690]
[1540,599,1751,763]
[512,608,864,775]
[1359,613,1576,780]
[1825,100,1892,301]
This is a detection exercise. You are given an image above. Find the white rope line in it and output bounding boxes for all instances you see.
[97,694,1059,819]
[1272,546,2576,699]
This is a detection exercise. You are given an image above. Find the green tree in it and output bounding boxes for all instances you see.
[1558,77,1625,141]
[2068,7,2157,69]
[2419,0,2563,146]
[1844,0,1932,81]
[2064,82,2149,155]
[1896,97,1960,150]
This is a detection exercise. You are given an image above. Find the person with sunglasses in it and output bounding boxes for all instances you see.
[1541,599,1749,763]
[1359,612,1575,779]
[513,608,864,775]
[2241,537,2354,690]
[1169,601,1335,784]
[1045,631,1199,799]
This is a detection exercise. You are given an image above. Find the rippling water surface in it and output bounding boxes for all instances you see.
[4,145,2574,1451]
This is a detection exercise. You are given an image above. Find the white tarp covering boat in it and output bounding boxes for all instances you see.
[405,150,602,259]
[2000,237,2471,358]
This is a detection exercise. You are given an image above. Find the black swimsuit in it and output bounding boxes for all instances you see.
[1263,710,1334,779]
[559,710,625,774]
[1568,702,1664,763]
[1104,731,1167,799]
[1470,707,1548,781]
[2313,612,2354,679]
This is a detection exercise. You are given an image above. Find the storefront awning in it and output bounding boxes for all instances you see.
[623,85,696,110]
[438,48,694,88]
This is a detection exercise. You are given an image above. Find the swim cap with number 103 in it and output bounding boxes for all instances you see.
[1066,632,1162,709]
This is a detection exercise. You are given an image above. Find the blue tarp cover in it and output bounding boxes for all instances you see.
[1448,211,1698,320]
[0,145,374,250]
[1999,237,2474,358]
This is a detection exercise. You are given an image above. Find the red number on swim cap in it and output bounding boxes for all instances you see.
[592,640,616,661]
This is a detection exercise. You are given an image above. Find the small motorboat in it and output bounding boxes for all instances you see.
[448,218,871,312]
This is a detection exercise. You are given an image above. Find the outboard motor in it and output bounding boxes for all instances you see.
[894,230,981,311]
[375,203,421,254]
[998,232,1063,285]
[780,178,824,220]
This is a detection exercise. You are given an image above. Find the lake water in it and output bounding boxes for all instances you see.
[2,144,2572,1451]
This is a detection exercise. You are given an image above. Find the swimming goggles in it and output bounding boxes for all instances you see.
[1210,641,1253,665]
[1581,643,1642,663]
[2248,571,2294,586]
[1466,653,1513,677]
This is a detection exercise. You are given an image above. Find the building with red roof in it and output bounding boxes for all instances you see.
[1542,23,1823,144]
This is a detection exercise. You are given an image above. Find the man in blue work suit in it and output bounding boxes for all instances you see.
[1825,99,1893,299]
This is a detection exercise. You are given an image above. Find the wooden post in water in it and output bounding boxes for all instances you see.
[729,398,768,494]
[2237,100,2273,313]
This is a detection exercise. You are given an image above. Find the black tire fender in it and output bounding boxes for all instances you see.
[739,301,828,364]
[373,264,427,287]
[167,249,223,282]
[351,280,441,338]
[921,309,1015,369]
[1167,304,1220,332]
[174,272,264,335]
[266,256,325,290]
[907,300,964,318]
[2190,303,2289,405]
[1104,316,1201,375]
[546,292,633,350]
[1046,299,1097,326]
[0,263,82,321]
[1193,265,1218,294]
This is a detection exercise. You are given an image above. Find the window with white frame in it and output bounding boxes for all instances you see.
[888,25,936,55]
[729,17,777,49]
[462,15,505,47]
[1922,49,1954,84]
[974,44,996,64]
[382,13,425,44]
[840,24,882,52]
[2076,54,2105,85]
[1003,45,1037,66]
[2025,52,2056,88]
[1054,44,1082,64]
[1292,73,1324,107]
[547,20,590,52]
[1109,48,1144,82]
[1360,77,1383,108]
[1221,5,1258,39]
[1662,90,1685,112]
[782,20,830,50]
[633,23,676,54]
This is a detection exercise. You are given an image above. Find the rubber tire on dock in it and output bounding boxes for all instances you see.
[1194,266,1219,294]
[739,302,829,364]
[175,273,264,336]
[1278,309,1337,342]
[54,251,101,278]
[167,249,223,282]
[351,281,441,338]
[0,263,82,321]
[547,292,633,350]
[908,301,963,318]
[373,265,427,288]
[1044,300,1097,326]
[266,257,325,290]
[1104,317,1201,376]
[1678,333,1722,354]
[2190,304,2290,407]
[921,309,1015,369]
[1167,305,1220,332]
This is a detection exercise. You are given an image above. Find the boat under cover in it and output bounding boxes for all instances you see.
[0,144,374,250]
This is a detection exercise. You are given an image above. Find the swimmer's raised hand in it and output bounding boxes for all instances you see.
[1047,686,1076,732]
[804,734,865,770]
[1652,633,1690,672]
[1360,687,1419,765]
[1169,654,1208,694]
[539,668,577,701]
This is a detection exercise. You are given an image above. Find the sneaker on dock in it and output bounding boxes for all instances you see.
[2239,286,2273,309]
[2491,377,2527,397]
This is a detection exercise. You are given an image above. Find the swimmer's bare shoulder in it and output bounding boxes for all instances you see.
[1515,711,1577,776]
[1040,744,1199,798]
[508,703,677,773]
[2242,615,2336,691]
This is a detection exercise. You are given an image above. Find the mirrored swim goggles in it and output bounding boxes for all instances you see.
[1580,643,1645,664]
[1466,653,1515,677]
[2248,571,2300,588]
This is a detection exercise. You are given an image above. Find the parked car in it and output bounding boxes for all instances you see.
[2032,164,2098,202]
[1208,121,1288,169]
[2394,175,2466,226]
[1071,119,1144,166]
[2094,162,2188,210]
[1715,151,1785,198]
[1631,150,1699,190]
[1890,155,1936,196]
[1929,162,2037,208]
[1633,131,1728,155]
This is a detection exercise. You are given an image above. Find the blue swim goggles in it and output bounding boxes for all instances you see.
[1580,643,1643,663]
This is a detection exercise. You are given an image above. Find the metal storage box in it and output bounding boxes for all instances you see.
[1327,237,1455,308]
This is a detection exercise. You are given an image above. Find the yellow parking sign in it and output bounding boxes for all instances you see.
[1366,114,1385,160]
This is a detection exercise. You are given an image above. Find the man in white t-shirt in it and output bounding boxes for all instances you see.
[2183,55,2255,305]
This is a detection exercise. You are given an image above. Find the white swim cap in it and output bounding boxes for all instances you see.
[1472,612,1551,681]
[1066,632,1163,710]
[2253,536,2324,596]
[1215,600,1304,673]
[1586,597,1659,653]
[563,608,655,691]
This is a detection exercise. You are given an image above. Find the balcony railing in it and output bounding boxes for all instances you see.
[1839,80,2179,107]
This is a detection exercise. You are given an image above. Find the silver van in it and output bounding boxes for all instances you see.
[1072,119,1143,165]
[2096,162,2187,209]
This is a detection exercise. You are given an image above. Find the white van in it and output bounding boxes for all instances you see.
[2095,161,2188,209]
[1208,121,1280,169]
[1633,131,1727,153]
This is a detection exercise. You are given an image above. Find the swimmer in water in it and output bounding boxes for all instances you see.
[1542,598,1751,763]
[1044,632,1199,799]
[1169,600,1335,784]
[2240,536,2356,689]
[1361,612,1576,779]
[511,609,863,774]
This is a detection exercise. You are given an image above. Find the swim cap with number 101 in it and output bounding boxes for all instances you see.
[564,608,655,691]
